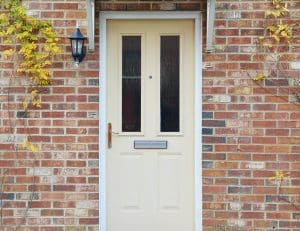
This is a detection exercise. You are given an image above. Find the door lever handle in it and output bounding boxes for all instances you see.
[108,123,112,149]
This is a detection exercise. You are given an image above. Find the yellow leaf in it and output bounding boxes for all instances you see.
[3,49,13,56]
[3,38,12,44]
[269,171,289,180]
[23,99,28,110]
[30,144,39,153]
[252,73,268,81]
[21,137,29,149]
[33,99,41,108]
[262,43,273,48]
[31,89,39,97]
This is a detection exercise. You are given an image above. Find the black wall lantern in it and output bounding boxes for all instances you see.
[69,27,87,66]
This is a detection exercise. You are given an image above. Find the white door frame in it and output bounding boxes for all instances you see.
[99,11,202,231]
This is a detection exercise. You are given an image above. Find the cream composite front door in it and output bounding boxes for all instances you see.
[106,19,195,231]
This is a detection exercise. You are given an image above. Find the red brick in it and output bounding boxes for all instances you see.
[41,193,65,200]
[253,121,276,127]
[266,129,289,136]
[215,211,239,219]
[265,145,290,153]
[41,95,64,102]
[253,104,276,111]
[203,54,226,62]
[278,121,299,128]
[253,170,274,178]
[203,87,226,94]
[53,3,78,10]
[42,111,64,118]
[28,135,50,142]
[239,145,264,152]
[203,186,227,194]
[99,3,126,11]
[67,177,86,184]
[41,11,64,18]
[177,2,201,10]
[41,128,64,134]
[278,137,300,144]
[279,104,300,111]
[78,120,99,127]
[53,185,75,192]
[228,54,251,61]
[215,162,238,169]
[79,218,98,225]
[41,160,64,167]
[66,112,87,118]
[0,160,14,167]
[228,37,251,44]
[241,29,264,36]
[216,29,239,36]
[66,128,87,134]
[41,228,63,231]
[252,137,276,144]
[78,136,98,143]
[241,179,264,186]
[52,136,75,143]
[77,103,98,110]
[52,87,75,94]
[241,212,264,219]
[216,128,238,135]
[66,11,86,19]
[53,201,76,208]
[279,154,300,162]
[29,201,51,208]
[240,63,264,70]
[125,3,151,10]
[230,19,253,27]
[3,185,26,191]
[41,209,64,216]
[290,112,300,119]
[66,95,87,102]
[67,161,86,167]
[253,187,276,194]
[28,2,52,10]
[203,170,226,177]
[267,212,291,219]
[228,104,250,110]
[215,145,238,152]
[228,153,251,161]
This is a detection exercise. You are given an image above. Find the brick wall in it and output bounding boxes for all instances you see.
[203,1,300,230]
[0,0,299,230]
[1,1,99,230]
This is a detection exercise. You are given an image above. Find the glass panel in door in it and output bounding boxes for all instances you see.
[122,36,141,132]
[160,36,180,132]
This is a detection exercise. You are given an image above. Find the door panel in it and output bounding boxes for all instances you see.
[107,19,195,231]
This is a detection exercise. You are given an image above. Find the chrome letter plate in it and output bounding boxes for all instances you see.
[134,140,167,149]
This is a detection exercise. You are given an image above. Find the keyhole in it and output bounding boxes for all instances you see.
[149,75,153,79]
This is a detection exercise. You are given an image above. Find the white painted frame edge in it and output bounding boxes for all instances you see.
[99,11,202,231]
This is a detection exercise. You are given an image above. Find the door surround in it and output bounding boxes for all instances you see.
[99,11,202,231]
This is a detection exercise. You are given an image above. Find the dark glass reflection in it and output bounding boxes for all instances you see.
[160,36,180,132]
[122,36,141,132]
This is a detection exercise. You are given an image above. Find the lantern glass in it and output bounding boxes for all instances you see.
[71,39,77,55]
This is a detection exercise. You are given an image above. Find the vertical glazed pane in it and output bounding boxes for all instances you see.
[122,36,141,132]
[160,36,180,132]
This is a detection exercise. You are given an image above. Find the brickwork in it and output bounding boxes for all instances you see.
[203,1,300,230]
[0,1,99,230]
[0,0,299,230]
